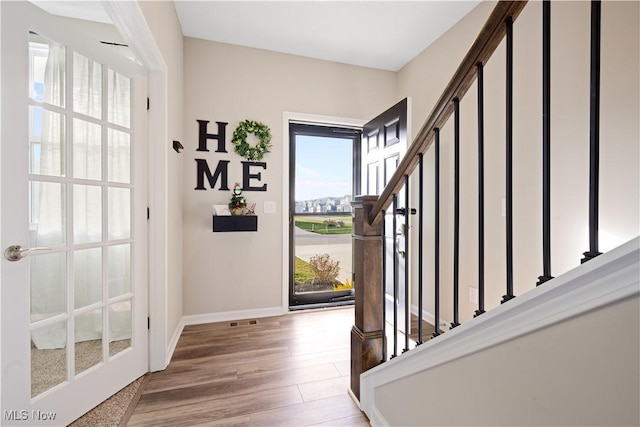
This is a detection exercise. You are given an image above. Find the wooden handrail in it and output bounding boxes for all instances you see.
[368,1,528,225]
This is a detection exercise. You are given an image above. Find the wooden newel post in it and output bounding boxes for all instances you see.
[350,195,384,401]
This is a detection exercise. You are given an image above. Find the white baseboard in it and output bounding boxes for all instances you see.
[410,304,435,326]
[410,305,449,332]
[163,306,286,365]
[347,387,361,410]
[367,405,391,427]
[165,318,185,366]
[181,306,286,326]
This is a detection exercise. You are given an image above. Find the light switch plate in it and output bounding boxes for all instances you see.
[264,201,277,214]
[469,287,478,303]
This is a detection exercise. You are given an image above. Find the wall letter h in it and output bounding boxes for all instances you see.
[196,120,228,152]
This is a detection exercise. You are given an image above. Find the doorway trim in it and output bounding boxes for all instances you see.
[103,1,169,371]
[281,112,366,312]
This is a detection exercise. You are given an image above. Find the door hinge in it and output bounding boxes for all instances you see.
[147,207,150,220]
[147,97,150,111]
[147,317,150,330]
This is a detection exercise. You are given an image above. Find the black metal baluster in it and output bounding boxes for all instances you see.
[417,153,424,344]
[451,98,461,330]
[403,175,410,353]
[582,0,602,264]
[475,62,486,316]
[432,129,441,338]
[502,16,516,304]
[392,194,398,358]
[538,0,554,284]
[381,209,387,362]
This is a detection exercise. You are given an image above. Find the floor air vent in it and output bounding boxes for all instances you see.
[228,320,258,328]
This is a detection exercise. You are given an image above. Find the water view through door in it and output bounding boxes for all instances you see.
[289,124,361,307]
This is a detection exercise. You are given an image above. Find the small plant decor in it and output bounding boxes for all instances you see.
[228,183,247,215]
[309,253,340,283]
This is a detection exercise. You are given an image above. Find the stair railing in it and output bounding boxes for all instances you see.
[350,0,615,401]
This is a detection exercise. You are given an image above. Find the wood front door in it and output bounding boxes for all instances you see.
[361,98,410,353]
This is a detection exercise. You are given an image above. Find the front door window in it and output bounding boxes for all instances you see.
[289,123,360,307]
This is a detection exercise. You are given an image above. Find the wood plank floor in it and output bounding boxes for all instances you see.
[385,313,436,360]
[128,307,370,426]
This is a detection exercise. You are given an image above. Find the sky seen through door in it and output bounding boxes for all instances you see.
[295,135,353,202]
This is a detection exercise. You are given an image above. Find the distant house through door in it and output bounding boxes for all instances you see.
[288,123,361,308]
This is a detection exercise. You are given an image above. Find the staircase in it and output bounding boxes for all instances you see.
[350,1,639,425]
[361,237,639,425]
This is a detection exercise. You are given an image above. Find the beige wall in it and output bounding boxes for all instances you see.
[153,0,638,327]
[375,295,640,426]
[138,1,185,345]
[182,38,397,315]
[399,1,639,325]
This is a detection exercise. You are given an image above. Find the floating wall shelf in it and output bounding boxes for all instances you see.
[212,215,258,232]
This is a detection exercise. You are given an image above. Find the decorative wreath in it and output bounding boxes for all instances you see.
[231,120,272,161]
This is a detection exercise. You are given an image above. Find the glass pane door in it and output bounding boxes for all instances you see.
[289,124,360,307]
[28,33,135,398]
[2,3,147,423]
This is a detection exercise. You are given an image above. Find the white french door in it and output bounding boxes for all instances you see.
[1,2,148,425]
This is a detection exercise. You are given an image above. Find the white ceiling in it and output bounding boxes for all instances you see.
[31,1,113,24]
[174,1,480,71]
[32,1,481,72]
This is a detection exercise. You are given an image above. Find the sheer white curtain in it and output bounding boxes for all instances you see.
[31,43,132,349]
[31,41,67,349]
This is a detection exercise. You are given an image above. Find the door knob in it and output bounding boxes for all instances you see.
[4,245,52,262]
[394,208,417,215]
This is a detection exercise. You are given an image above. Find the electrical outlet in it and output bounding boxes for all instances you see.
[469,287,478,303]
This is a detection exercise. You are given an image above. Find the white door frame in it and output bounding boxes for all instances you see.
[102,1,169,371]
